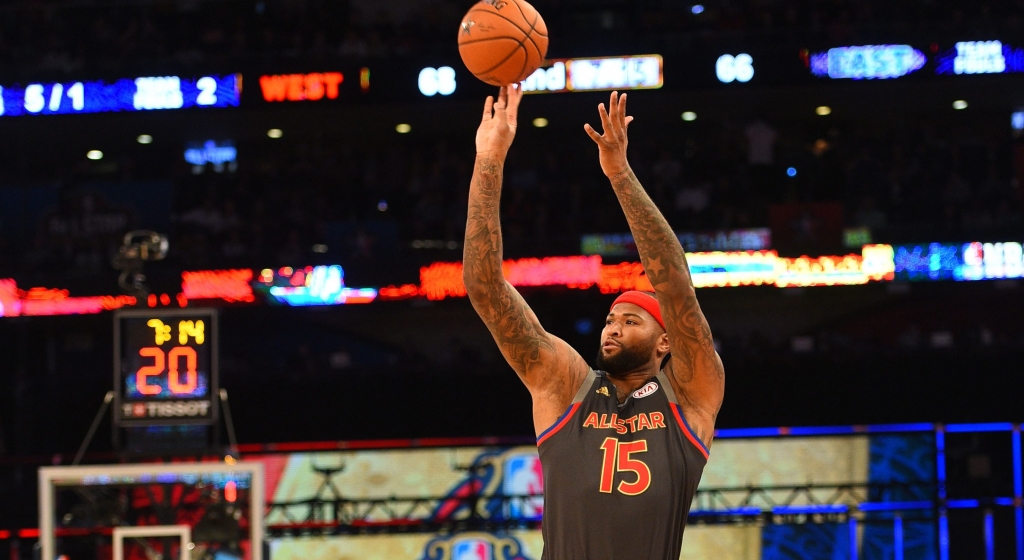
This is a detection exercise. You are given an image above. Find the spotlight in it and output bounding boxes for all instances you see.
[691,4,704,14]
[377,200,389,211]
[681,111,697,122]
[532,117,549,128]
[787,167,797,177]
[267,128,283,138]
[396,123,412,134]
[953,100,968,110]
[311,244,328,254]
[136,134,153,144]
[87,150,103,160]
[816,106,832,116]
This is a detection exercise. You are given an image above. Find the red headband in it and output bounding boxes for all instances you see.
[610,291,665,331]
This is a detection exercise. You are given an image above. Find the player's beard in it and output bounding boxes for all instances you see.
[596,338,657,376]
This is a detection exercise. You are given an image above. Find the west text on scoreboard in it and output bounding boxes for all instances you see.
[258,72,345,102]
[0,74,240,117]
[521,55,663,94]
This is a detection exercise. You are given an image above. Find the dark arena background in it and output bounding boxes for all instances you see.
[1,1,1023,559]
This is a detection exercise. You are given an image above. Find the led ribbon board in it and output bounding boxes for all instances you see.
[521,55,663,94]
[114,309,218,426]
[582,228,772,257]
[810,45,926,79]
[254,265,377,306]
[894,241,1024,281]
[0,74,240,117]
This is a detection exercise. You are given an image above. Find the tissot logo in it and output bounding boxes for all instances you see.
[123,401,211,418]
[632,382,659,399]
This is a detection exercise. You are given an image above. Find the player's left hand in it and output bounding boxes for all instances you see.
[585,91,635,178]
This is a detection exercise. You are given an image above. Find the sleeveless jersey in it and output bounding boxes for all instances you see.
[536,370,709,560]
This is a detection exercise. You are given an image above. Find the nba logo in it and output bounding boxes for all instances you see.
[452,538,493,560]
[503,452,544,520]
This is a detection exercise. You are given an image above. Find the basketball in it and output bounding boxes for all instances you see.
[458,0,548,86]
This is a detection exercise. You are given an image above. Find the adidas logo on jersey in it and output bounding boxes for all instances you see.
[596,386,610,397]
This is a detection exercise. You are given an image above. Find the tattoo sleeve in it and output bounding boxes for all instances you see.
[463,157,584,388]
[609,168,725,417]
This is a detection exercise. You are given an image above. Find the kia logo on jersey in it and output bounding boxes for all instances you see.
[632,381,659,399]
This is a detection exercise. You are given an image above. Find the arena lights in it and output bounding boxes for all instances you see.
[258,72,344,102]
[810,45,926,80]
[532,117,549,128]
[1013,111,1024,131]
[521,55,663,94]
[953,100,968,110]
[0,74,240,117]
[86,150,103,160]
[681,111,697,122]
[266,128,283,139]
[137,134,153,144]
[894,241,1024,281]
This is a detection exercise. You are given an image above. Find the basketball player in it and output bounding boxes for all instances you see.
[464,85,725,560]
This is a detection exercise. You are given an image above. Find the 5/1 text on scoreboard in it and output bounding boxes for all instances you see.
[0,74,241,117]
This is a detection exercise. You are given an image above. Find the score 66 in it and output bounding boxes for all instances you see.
[136,346,199,395]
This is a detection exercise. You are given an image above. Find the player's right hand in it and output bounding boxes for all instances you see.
[476,84,523,160]
[585,91,635,178]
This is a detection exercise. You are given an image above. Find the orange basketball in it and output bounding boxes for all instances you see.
[458,0,548,86]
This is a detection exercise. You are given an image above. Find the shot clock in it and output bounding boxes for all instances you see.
[114,309,218,426]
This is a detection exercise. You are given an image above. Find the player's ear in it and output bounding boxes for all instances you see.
[657,332,670,355]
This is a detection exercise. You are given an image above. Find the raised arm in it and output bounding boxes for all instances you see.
[585,92,724,447]
[463,85,589,435]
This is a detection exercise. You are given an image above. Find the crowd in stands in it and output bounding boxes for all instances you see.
[0,110,1020,284]
[0,0,1022,283]
[1,0,1022,77]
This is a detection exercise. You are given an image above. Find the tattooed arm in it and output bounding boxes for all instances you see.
[464,85,589,436]
[585,92,725,447]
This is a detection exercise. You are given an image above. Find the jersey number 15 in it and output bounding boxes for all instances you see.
[599,437,651,496]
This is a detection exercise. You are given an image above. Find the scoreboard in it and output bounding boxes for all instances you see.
[114,309,218,426]
[0,74,240,117]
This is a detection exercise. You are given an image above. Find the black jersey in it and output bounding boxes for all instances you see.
[537,370,709,560]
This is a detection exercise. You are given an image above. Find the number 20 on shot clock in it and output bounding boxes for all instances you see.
[114,309,219,426]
